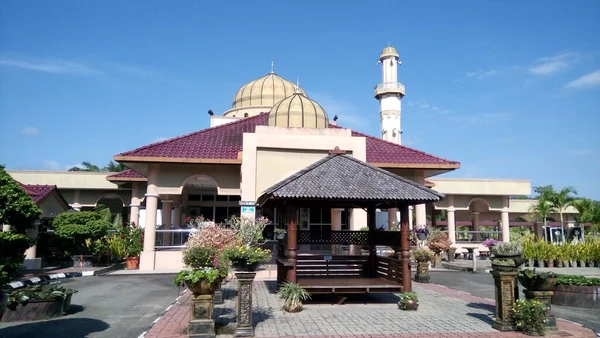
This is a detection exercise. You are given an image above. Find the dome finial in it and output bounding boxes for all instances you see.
[270,59,274,73]
[295,78,301,94]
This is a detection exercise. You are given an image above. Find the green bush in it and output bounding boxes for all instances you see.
[0,165,42,234]
[0,232,33,288]
[556,274,600,286]
[53,211,111,255]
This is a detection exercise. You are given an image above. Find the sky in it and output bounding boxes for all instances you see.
[1,1,599,199]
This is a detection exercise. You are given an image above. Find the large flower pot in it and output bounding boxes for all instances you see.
[126,256,140,270]
[518,276,557,291]
[1,299,64,322]
[416,233,427,241]
[63,294,73,315]
[71,255,94,268]
[232,259,260,272]
[185,280,218,296]
[398,300,419,311]
[414,261,431,283]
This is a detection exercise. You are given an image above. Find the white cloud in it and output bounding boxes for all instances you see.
[153,136,169,142]
[528,52,583,76]
[564,70,600,89]
[466,69,498,79]
[407,100,450,114]
[567,149,591,156]
[450,112,513,124]
[0,58,103,76]
[309,92,368,129]
[43,160,60,170]
[21,126,39,135]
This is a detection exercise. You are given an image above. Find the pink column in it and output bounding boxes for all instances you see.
[501,197,510,243]
[447,196,456,244]
[129,182,141,226]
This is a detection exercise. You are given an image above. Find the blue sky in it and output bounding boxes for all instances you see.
[1,1,599,199]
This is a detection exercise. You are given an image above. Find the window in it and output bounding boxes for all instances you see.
[215,195,228,201]
[201,195,215,201]
[215,207,228,223]
[188,195,201,201]
[229,195,241,202]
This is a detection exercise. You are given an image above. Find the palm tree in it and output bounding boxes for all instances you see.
[103,161,126,172]
[546,186,578,241]
[528,199,555,227]
[572,198,596,223]
[68,161,101,172]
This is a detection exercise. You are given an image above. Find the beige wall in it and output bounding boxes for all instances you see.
[431,178,531,196]
[153,163,241,196]
[8,170,119,190]
[435,195,505,211]
[39,194,68,215]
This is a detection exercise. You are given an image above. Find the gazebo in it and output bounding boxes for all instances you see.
[257,148,445,295]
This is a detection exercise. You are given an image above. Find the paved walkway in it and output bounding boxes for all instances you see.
[143,278,596,338]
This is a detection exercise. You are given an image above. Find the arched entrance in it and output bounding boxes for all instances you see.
[181,175,240,224]
[95,193,126,226]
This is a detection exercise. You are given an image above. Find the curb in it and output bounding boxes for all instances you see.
[138,288,188,338]
[7,263,124,290]
[441,262,491,273]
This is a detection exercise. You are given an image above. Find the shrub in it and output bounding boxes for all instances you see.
[277,283,311,312]
[513,299,548,335]
[0,165,42,234]
[53,211,111,255]
[427,232,452,253]
[0,232,33,288]
[412,248,434,262]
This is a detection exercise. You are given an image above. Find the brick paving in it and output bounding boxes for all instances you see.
[144,278,597,338]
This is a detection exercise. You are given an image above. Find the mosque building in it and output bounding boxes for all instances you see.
[9,46,577,271]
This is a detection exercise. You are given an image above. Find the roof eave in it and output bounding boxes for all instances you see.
[371,162,461,169]
[106,177,148,182]
[113,155,242,165]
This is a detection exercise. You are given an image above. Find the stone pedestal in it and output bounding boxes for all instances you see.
[235,272,256,337]
[188,295,215,338]
[214,280,224,305]
[491,270,518,332]
[414,262,431,283]
[523,290,557,330]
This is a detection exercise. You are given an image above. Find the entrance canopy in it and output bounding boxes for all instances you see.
[257,150,445,209]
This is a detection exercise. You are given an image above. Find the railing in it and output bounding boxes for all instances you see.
[374,82,406,94]
[375,256,403,283]
[155,228,197,250]
[454,230,501,243]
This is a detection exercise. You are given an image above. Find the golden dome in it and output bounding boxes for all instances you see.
[379,46,399,61]
[232,72,307,108]
[268,92,329,128]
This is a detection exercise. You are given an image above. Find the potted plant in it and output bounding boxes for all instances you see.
[277,282,311,312]
[398,291,419,310]
[412,248,434,283]
[492,242,523,258]
[414,225,428,241]
[274,228,287,240]
[174,267,221,295]
[427,231,452,268]
[483,239,498,248]
[518,268,558,291]
[224,216,273,271]
[447,246,457,262]
[491,242,525,271]
[116,224,143,270]
[513,299,548,336]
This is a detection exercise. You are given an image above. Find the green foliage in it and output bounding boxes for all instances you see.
[556,274,600,286]
[183,246,218,269]
[513,299,548,335]
[398,291,419,309]
[225,215,271,246]
[0,165,42,234]
[53,211,111,254]
[105,225,143,259]
[412,248,434,262]
[0,232,33,288]
[68,160,127,172]
[359,226,369,232]
[173,268,220,285]
[277,283,311,312]
[492,242,522,255]
[5,285,77,310]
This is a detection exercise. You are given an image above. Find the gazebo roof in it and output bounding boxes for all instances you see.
[257,152,445,207]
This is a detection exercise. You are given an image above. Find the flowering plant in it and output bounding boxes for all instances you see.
[224,245,271,265]
[482,239,498,247]
[513,299,548,335]
[414,225,429,235]
[185,216,211,227]
[185,224,241,251]
[225,215,271,246]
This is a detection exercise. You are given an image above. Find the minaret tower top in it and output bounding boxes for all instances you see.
[375,45,405,144]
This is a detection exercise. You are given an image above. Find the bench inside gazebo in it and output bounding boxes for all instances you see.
[256,149,445,295]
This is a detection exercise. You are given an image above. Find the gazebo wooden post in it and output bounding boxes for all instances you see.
[399,204,412,292]
[367,205,377,277]
[286,205,298,283]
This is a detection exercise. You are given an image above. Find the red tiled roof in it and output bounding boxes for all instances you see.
[106,169,147,182]
[114,113,460,169]
[19,183,57,204]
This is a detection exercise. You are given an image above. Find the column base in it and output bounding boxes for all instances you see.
[492,318,515,332]
[190,295,215,337]
[235,272,256,337]
[139,251,156,271]
[214,281,224,305]
[22,258,42,270]
[188,319,216,338]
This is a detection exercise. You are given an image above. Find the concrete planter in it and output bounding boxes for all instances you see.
[1,299,64,322]
[550,285,600,308]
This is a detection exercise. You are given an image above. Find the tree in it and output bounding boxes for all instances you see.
[68,161,101,172]
[528,199,555,227]
[572,198,600,224]
[0,165,42,234]
[68,160,127,172]
[545,186,578,241]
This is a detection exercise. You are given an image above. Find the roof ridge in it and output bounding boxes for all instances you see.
[116,113,269,157]
[339,155,445,198]
[330,123,459,165]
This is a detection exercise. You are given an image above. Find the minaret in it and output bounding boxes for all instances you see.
[375,46,405,144]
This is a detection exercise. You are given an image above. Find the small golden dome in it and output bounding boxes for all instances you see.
[268,92,328,128]
[379,46,399,61]
[232,72,307,108]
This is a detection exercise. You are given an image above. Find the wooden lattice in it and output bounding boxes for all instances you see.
[298,231,369,245]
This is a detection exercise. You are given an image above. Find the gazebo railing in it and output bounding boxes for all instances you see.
[454,230,502,243]
[298,230,403,248]
[155,229,197,250]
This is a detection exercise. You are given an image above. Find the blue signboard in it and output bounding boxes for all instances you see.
[241,206,255,214]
